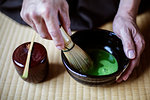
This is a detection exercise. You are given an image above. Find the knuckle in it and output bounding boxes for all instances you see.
[24,13,29,19]
[40,33,48,39]
[64,20,70,28]
[142,39,145,47]
[50,30,58,38]
[55,41,64,48]
[49,31,64,47]
[61,2,69,11]
[20,12,30,23]
[139,39,145,49]
[20,11,23,18]
[40,35,46,38]
[66,19,70,25]
[125,41,133,49]
[135,35,145,49]
[139,37,145,48]
[64,2,69,9]
[20,11,27,20]
[20,8,25,17]
[30,12,37,19]
[41,7,51,18]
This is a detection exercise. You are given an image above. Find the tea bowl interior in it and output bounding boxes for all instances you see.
[61,29,129,86]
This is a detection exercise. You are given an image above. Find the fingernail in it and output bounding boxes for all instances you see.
[57,46,63,50]
[123,75,128,81]
[68,28,72,36]
[127,50,135,59]
[116,78,123,83]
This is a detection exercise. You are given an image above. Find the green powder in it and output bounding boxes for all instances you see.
[86,49,118,76]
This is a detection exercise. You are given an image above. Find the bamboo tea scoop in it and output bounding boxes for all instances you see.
[22,32,36,79]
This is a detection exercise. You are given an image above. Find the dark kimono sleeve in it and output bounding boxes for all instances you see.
[0,0,27,25]
[0,0,149,31]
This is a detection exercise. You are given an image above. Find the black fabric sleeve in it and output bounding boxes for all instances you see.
[0,0,150,31]
[0,0,28,25]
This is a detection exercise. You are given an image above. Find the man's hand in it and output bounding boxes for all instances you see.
[20,0,71,50]
[113,0,145,82]
[113,12,145,83]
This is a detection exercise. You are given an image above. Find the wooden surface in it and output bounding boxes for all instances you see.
[0,10,150,100]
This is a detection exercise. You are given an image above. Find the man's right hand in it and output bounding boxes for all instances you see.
[20,0,71,50]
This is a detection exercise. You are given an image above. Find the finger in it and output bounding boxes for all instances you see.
[58,3,71,35]
[32,14,52,40]
[118,33,145,81]
[43,12,64,50]
[119,29,136,59]
[116,77,123,83]
[20,11,39,33]
[116,59,137,82]
[20,11,34,27]
[122,59,139,81]
[134,33,145,57]
[121,33,145,79]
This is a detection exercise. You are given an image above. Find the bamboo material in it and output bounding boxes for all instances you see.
[60,27,93,73]
[22,32,36,79]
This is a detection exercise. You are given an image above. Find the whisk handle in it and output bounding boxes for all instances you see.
[60,27,74,51]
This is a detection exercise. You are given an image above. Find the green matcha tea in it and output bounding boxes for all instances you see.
[86,49,118,76]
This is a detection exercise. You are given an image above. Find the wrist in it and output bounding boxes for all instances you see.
[115,11,136,22]
[116,0,141,19]
[116,7,137,20]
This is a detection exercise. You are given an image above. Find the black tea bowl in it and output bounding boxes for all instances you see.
[61,29,129,86]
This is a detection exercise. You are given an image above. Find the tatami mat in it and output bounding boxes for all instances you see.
[0,11,150,100]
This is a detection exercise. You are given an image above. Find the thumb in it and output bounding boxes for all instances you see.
[120,30,136,59]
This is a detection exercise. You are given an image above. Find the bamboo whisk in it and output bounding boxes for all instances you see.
[60,27,93,73]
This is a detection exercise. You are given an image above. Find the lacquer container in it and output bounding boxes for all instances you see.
[12,42,48,83]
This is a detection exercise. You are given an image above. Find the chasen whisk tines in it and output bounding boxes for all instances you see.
[60,27,93,73]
